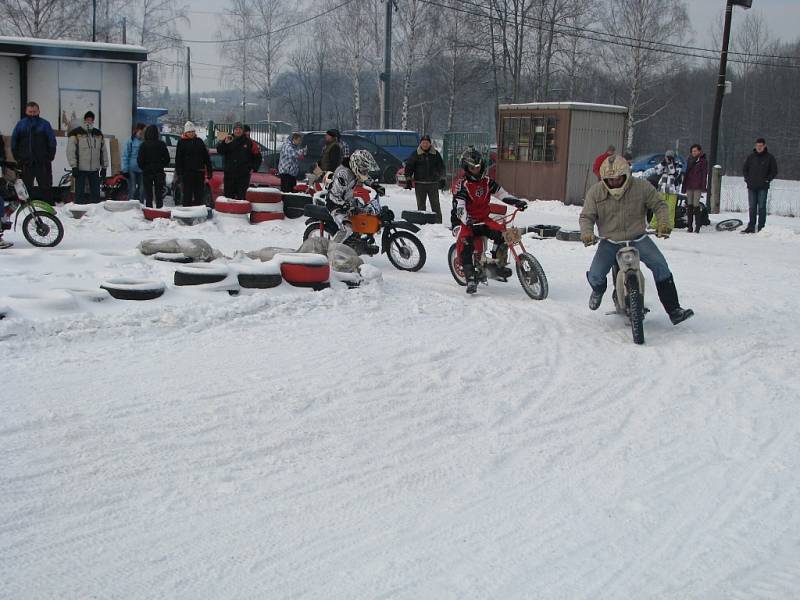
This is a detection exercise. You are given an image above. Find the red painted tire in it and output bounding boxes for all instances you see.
[293,183,309,193]
[280,262,331,288]
[246,187,282,203]
[215,197,252,214]
[143,207,172,221]
[250,211,285,223]
[250,201,284,213]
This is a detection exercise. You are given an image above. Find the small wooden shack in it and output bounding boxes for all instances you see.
[496,102,627,205]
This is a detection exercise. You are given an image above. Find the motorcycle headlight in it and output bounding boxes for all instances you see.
[621,252,636,265]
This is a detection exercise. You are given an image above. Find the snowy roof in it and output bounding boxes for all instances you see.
[0,36,147,63]
[499,102,628,114]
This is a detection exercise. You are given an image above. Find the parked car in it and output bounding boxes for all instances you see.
[288,132,402,183]
[160,133,182,166]
[342,129,420,163]
[171,149,281,206]
[630,152,685,174]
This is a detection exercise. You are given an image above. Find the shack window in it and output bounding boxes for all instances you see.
[530,116,557,162]
[546,117,557,162]
[517,118,531,161]
[502,117,520,160]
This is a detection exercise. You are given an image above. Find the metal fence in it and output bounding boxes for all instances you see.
[442,132,493,182]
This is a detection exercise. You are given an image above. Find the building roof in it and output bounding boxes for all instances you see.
[499,102,628,114]
[0,36,147,63]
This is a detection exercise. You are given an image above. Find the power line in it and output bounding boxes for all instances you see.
[423,0,800,70]
[153,0,357,45]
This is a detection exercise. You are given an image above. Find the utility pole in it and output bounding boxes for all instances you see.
[92,0,97,41]
[381,0,397,129]
[708,0,752,210]
[122,17,127,44]
[187,47,192,122]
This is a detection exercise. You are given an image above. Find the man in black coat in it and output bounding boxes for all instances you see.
[175,121,212,206]
[741,137,778,233]
[404,135,446,223]
[215,122,261,200]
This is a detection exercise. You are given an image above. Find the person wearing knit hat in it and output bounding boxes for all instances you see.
[404,134,445,223]
[184,121,196,133]
[317,129,343,175]
[215,122,262,199]
[67,109,107,204]
[175,121,212,207]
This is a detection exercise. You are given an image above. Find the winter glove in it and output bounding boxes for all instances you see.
[581,232,598,246]
[71,168,79,178]
[405,179,412,190]
[100,168,107,179]
[514,199,527,211]
[656,222,672,239]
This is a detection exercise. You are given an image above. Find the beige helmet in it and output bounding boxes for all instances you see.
[599,154,632,198]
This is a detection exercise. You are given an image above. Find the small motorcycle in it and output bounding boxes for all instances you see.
[607,236,648,345]
[447,202,548,300]
[1,165,65,247]
[302,185,427,272]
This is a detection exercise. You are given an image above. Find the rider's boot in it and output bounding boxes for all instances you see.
[492,245,512,278]
[587,273,606,311]
[464,264,478,295]
[0,235,12,249]
[656,276,695,325]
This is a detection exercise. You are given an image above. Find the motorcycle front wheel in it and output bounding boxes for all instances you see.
[626,272,645,345]
[386,231,426,271]
[447,243,467,286]
[516,252,548,300]
[22,210,64,247]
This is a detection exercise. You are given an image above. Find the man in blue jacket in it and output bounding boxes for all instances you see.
[11,101,57,204]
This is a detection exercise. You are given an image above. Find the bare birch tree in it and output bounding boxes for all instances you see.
[218,0,256,122]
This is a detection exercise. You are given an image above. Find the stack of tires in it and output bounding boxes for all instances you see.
[247,187,284,223]
[214,196,252,215]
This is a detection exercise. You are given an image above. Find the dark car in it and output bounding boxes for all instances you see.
[266,132,402,183]
[631,152,685,174]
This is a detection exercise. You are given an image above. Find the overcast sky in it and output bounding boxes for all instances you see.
[171,0,800,94]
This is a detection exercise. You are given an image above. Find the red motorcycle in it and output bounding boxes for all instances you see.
[447,202,548,300]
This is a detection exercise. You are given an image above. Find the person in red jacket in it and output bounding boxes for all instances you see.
[592,145,616,180]
[452,147,527,294]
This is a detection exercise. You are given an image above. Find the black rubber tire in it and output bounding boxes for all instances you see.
[282,193,313,220]
[528,224,560,238]
[174,270,228,286]
[22,211,64,247]
[401,210,438,225]
[447,243,467,286]
[100,280,165,301]
[154,253,194,264]
[303,222,337,241]
[716,218,743,232]
[556,229,581,242]
[238,273,282,289]
[386,231,426,271]
[516,252,548,300]
[627,272,645,345]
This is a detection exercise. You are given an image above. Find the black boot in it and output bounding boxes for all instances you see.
[686,206,695,231]
[464,265,478,295]
[656,276,694,325]
[587,273,607,311]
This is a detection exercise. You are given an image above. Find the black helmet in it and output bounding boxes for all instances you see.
[461,146,485,181]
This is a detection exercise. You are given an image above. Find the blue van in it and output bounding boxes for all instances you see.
[343,130,420,162]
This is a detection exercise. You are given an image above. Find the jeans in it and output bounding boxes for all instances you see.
[128,172,144,201]
[587,236,672,292]
[747,188,768,230]
[75,170,101,204]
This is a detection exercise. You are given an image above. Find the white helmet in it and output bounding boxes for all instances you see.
[348,149,379,182]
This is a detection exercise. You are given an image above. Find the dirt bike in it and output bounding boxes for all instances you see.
[302,185,426,272]
[447,202,548,300]
[1,164,65,247]
[607,236,648,345]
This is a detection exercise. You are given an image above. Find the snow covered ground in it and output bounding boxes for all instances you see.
[3,187,800,599]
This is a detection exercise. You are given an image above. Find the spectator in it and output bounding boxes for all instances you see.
[122,123,146,203]
[741,137,778,234]
[404,135,446,223]
[319,129,343,173]
[682,144,708,233]
[278,133,306,192]
[592,144,616,180]
[215,122,261,200]
[175,121,212,207]
[242,124,264,172]
[11,101,57,204]
[653,150,683,192]
[67,111,107,205]
[137,125,170,209]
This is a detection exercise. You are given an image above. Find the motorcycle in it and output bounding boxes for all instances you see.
[1,164,65,247]
[302,185,427,272]
[607,236,648,345]
[447,202,548,300]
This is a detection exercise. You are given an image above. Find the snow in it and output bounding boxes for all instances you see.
[3,187,800,598]
[721,176,800,217]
